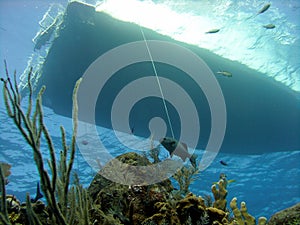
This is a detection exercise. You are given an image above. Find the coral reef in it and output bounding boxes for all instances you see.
[1,63,298,225]
[267,203,300,225]
[89,152,173,225]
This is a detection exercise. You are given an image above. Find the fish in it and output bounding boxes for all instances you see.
[245,3,271,20]
[130,125,135,135]
[160,137,190,161]
[257,3,271,15]
[31,182,44,203]
[160,137,197,167]
[189,154,198,169]
[220,160,228,166]
[0,162,11,185]
[213,173,236,188]
[81,140,89,145]
[217,71,232,77]
[205,28,220,34]
[0,26,6,31]
[263,24,275,29]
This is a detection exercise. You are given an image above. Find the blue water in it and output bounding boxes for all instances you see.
[0,0,300,222]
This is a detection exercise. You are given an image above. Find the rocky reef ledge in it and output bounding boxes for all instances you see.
[267,203,300,225]
[2,152,299,225]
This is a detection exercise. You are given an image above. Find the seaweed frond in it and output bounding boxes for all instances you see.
[0,164,12,225]
[1,61,82,225]
[25,193,43,225]
[148,147,161,163]
[67,184,92,225]
[172,165,200,195]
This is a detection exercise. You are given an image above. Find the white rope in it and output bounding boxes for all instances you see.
[139,26,175,139]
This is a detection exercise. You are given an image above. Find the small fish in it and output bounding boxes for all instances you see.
[263,24,275,29]
[96,158,103,169]
[189,154,198,169]
[213,173,236,188]
[220,160,228,166]
[81,140,89,145]
[217,71,232,77]
[31,182,43,203]
[130,125,135,135]
[205,28,220,34]
[246,3,271,20]
[160,137,196,166]
[257,3,271,15]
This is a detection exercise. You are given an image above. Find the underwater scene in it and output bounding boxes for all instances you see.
[0,0,300,224]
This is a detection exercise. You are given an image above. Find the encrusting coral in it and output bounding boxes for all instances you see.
[267,203,300,225]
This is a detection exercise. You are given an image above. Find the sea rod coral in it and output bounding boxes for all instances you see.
[0,61,86,225]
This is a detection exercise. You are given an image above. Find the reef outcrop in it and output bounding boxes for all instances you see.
[87,152,263,225]
[267,203,300,225]
[2,150,300,224]
[88,152,174,225]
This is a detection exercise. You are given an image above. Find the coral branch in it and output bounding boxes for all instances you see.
[230,197,256,225]
[25,193,43,225]
[0,164,11,225]
[1,61,82,225]
[211,175,228,211]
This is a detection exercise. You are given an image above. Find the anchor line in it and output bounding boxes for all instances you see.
[139,25,175,139]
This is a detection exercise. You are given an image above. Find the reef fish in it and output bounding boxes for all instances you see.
[160,137,197,168]
[130,125,135,135]
[217,71,232,77]
[81,140,89,145]
[257,3,271,15]
[31,182,44,203]
[213,173,236,188]
[160,137,190,161]
[205,28,220,34]
[220,160,228,166]
[246,3,271,20]
[189,154,198,169]
[263,24,275,29]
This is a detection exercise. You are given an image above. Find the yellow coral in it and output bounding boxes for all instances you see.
[212,178,227,210]
[230,197,256,225]
[206,207,228,223]
[240,201,255,225]
[230,197,244,225]
[258,216,267,225]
